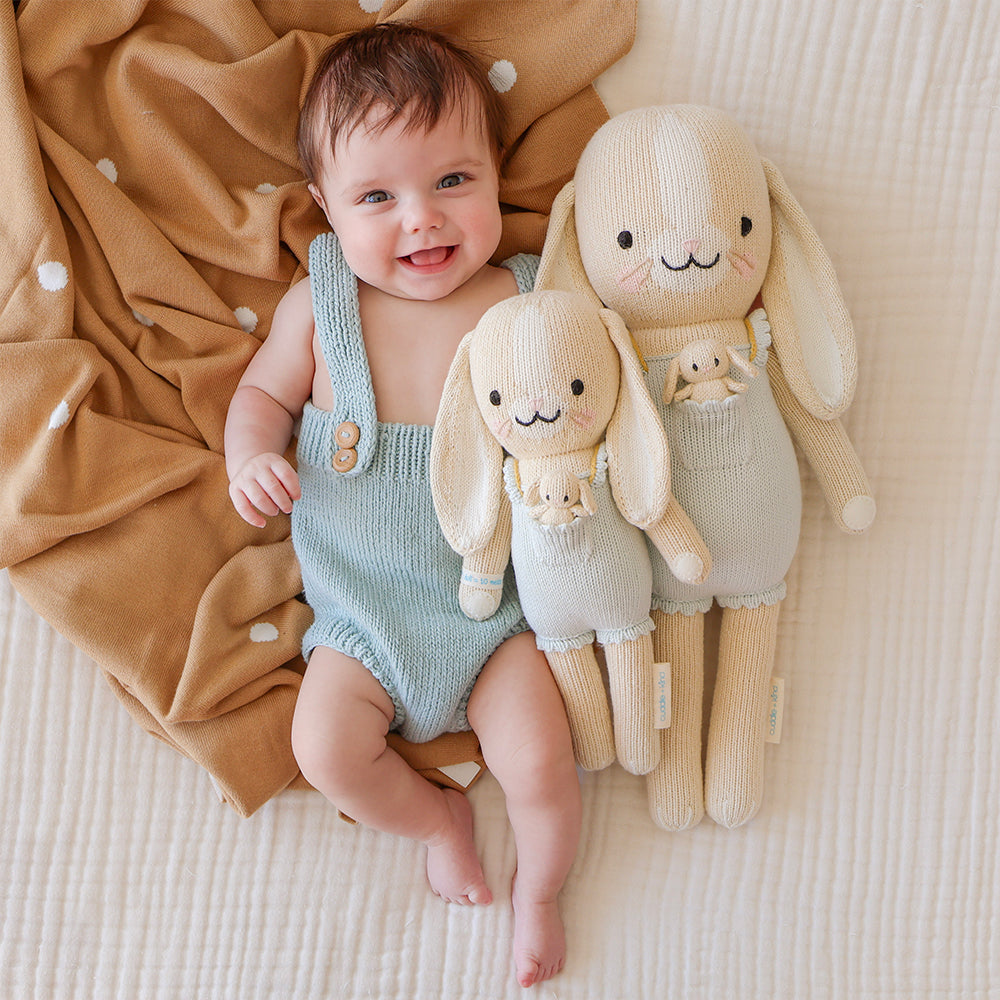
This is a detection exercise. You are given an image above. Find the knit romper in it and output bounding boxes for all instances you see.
[644,324,802,615]
[504,446,655,653]
[292,233,538,743]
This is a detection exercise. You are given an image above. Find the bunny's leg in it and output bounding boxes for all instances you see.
[604,632,658,775]
[646,609,705,831]
[544,646,616,771]
[704,601,781,828]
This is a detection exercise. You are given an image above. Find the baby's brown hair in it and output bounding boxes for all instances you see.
[298,23,507,185]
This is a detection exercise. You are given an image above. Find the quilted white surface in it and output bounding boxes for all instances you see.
[3,0,998,996]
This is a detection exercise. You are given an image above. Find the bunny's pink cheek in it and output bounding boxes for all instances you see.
[570,409,596,427]
[493,418,513,441]
[617,258,652,292]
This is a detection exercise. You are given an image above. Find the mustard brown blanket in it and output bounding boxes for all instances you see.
[0,0,635,815]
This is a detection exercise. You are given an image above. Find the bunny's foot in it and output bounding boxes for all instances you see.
[704,602,780,829]
[647,609,705,831]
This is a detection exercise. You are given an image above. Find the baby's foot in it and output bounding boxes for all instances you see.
[511,874,566,988]
[426,788,492,905]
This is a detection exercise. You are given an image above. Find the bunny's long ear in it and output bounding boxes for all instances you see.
[602,309,672,528]
[760,159,857,420]
[430,334,504,555]
[535,181,603,309]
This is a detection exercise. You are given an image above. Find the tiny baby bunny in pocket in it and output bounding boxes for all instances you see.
[430,290,711,775]
[668,338,759,403]
[536,105,876,830]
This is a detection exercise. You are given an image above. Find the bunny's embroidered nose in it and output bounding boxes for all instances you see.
[682,239,702,255]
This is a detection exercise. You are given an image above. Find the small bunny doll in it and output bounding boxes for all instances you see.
[536,105,875,829]
[668,338,759,403]
[430,290,711,775]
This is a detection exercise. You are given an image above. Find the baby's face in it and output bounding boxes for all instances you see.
[309,102,502,302]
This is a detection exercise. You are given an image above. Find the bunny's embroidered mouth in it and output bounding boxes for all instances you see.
[661,252,721,272]
[516,409,561,427]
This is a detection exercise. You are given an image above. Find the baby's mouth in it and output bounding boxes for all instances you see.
[402,246,455,267]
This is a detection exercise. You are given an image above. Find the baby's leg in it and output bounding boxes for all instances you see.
[467,632,581,989]
[291,646,490,905]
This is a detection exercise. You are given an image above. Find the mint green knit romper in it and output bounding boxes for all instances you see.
[292,233,537,743]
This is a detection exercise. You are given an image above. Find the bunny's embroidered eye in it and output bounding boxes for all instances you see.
[489,389,501,406]
[570,379,584,396]
[691,363,699,372]
[617,231,633,250]
[740,216,753,237]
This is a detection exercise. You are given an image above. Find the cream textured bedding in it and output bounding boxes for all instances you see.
[3,0,998,997]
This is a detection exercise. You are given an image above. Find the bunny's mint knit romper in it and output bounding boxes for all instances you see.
[644,321,802,615]
[292,233,538,743]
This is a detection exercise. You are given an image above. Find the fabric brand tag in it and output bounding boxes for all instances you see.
[653,663,671,729]
[765,676,784,744]
[438,761,482,788]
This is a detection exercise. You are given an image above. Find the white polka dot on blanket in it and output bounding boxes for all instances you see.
[249,622,279,643]
[357,0,381,12]
[37,261,68,291]
[48,400,71,429]
[488,60,517,93]
[234,307,258,333]
[96,158,118,183]
[255,182,278,194]
[132,308,154,327]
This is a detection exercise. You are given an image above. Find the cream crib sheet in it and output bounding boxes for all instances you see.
[3,1,998,997]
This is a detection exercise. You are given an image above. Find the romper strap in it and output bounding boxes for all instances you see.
[307,232,379,476]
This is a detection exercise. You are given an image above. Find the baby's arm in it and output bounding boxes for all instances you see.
[225,279,316,527]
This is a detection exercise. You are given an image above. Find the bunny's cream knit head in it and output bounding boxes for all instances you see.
[467,292,620,462]
[575,105,771,328]
[431,289,672,556]
[537,104,858,422]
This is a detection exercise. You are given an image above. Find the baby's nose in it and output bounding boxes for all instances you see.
[405,196,444,232]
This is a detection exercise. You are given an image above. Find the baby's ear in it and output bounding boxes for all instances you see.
[761,159,857,419]
[430,334,504,555]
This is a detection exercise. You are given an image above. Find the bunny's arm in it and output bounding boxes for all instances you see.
[644,500,712,585]
[768,352,876,534]
[458,494,514,621]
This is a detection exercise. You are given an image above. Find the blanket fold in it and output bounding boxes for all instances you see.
[0,0,635,815]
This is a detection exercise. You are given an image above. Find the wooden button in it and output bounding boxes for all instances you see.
[335,421,360,448]
[333,448,357,473]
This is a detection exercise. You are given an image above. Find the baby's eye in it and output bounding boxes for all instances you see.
[489,389,502,406]
[363,190,390,204]
[439,173,466,190]
[570,379,584,396]
[617,230,633,250]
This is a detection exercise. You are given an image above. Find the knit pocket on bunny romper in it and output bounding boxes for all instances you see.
[526,516,595,568]
[670,392,754,471]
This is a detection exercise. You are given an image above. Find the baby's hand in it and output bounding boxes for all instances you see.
[229,453,301,528]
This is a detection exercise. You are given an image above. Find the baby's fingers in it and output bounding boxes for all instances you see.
[255,463,300,514]
[229,482,269,528]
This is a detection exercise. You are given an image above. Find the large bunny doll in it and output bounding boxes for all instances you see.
[430,290,711,776]
[536,105,875,829]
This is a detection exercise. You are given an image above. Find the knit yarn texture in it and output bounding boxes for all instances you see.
[645,331,801,614]
[292,233,537,742]
[505,446,655,653]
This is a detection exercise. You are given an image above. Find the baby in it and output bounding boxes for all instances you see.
[224,24,580,989]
